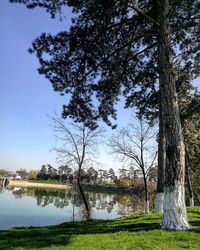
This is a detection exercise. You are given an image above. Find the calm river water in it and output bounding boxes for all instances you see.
[0,186,144,230]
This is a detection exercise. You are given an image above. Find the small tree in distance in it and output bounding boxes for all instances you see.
[109,117,157,213]
[28,170,37,180]
[50,114,104,220]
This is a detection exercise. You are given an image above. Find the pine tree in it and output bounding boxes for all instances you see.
[9,0,200,229]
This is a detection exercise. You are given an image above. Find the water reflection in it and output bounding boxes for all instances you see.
[9,186,144,217]
[0,186,145,229]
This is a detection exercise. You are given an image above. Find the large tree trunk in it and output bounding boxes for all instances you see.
[157,0,191,230]
[154,106,165,213]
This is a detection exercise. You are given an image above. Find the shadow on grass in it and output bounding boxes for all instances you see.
[0,216,160,249]
[0,211,200,250]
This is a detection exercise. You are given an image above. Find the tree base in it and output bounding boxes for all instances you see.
[161,186,191,230]
[154,192,164,213]
[144,201,150,213]
[189,197,194,207]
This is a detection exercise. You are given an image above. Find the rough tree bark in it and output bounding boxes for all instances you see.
[157,0,191,230]
[154,107,165,213]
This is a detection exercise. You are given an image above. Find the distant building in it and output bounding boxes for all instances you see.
[15,175,22,180]
[133,169,143,179]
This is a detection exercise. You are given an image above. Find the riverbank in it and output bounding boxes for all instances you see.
[8,180,144,192]
[81,183,146,195]
[0,206,199,250]
[8,180,155,196]
[8,180,71,190]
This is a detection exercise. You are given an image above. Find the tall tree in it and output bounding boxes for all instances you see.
[157,0,188,229]
[107,168,116,183]
[9,0,200,229]
[98,169,108,185]
[87,167,98,185]
[37,165,47,180]
[130,64,200,213]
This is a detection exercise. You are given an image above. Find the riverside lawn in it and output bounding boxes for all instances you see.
[0,207,199,250]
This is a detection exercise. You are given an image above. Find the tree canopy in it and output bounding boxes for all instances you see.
[9,0,200,230]
[9,0,200,128]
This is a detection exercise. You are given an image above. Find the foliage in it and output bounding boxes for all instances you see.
[9,0,200,128]
[107,168,116,180]
[179,85,200,204]
[8,1,200,226]
[37,164,60,181]
[9,0,67,18]
[0,206,200,250]
[33,162,157,191]
[28,170,37,180]
[115,177,134,188]
[86,167,98,185]
[191,168,200,204]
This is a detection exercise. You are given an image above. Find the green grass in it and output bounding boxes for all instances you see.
[0,207,200,250]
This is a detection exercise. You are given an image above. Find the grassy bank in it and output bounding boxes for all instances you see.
[0,207,200,250]
[8,180,71,190]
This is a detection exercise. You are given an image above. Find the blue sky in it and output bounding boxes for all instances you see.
[0,0,70,170]
[0,1,199,172]
[0,0,133,171]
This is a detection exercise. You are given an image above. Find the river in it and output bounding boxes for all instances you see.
[0,186,144,230]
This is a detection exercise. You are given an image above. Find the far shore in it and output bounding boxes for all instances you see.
[8,180,152,195]
[8,180,71,190]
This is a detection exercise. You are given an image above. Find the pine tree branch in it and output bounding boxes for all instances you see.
[130,1,159,26]
[79,42,156,83]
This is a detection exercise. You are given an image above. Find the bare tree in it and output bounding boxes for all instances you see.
[50,114,104,220]
[109,117,157,213]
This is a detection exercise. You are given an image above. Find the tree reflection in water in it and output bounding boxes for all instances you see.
[9,186,145,220]
[77,184,91,220]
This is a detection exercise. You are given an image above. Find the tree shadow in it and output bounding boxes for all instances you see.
[187,208,200,231]
[0,211,199,249]
[0,216,160,249]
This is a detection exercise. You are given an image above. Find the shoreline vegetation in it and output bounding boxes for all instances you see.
[0,206,199,250]
[8,180,149,195]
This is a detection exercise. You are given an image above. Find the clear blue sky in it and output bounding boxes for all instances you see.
[0,0,70,171]
[0,1,199,172]
[0,0,132,171]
